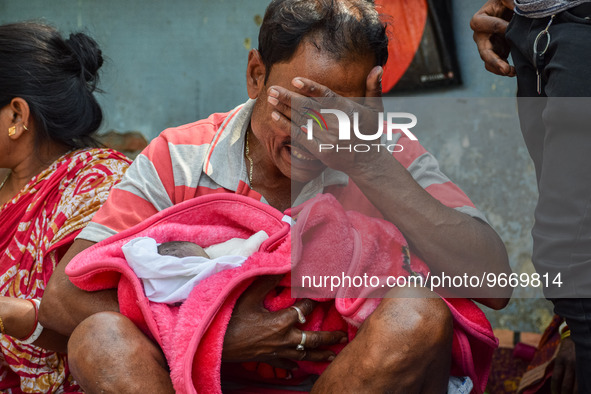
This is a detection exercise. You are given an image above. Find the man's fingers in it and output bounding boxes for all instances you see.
[552,360,565,394]
[291,298,317,317]
[271,300,318,333]
[561,367,576,394]
[283,349,337,363]
[292,77,337,99]
[501,0,515,10]
[470,2,516,77]
[241,275,284,304]
[470,14,509,35]
[304,329,347,348]
[268,86,315,125]
[288,329,347,350]
[286,299,317,324]
[267,87,294,121]
[269,107,296,137]
[476,37,514,77]
[268,85,317,126]
[470,1,515,77]
[482,56,511,76]
[483,58,515,77]
[499,62,516,77]
[553,338,577,394]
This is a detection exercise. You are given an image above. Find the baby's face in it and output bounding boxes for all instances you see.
[157,241,209,259]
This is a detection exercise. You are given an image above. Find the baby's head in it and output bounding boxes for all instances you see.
[157,241,209,259]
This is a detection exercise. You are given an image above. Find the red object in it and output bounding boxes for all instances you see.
[21,299,39,341]
[375,0,428,92]
[513,342,537,362]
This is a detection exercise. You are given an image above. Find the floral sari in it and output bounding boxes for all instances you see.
[0,148,130,393]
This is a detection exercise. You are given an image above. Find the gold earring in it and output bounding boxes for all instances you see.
[8,126,16,137]
[23,124,28,131]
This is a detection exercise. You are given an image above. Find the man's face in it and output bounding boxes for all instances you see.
[248,39,375,183]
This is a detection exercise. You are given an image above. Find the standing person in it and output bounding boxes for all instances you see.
[0,22,130,392]
[471,1,591,393]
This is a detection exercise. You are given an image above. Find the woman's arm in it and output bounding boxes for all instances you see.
[39,239,119,336]
[0,296,69,352]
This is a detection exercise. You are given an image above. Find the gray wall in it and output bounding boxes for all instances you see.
[1,0,264,137]
[0,0,552,332]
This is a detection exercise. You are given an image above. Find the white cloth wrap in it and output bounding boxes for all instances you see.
[123,231,269,303]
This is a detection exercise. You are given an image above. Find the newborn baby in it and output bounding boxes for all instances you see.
[123,231,269,304]
[157,241,209,259]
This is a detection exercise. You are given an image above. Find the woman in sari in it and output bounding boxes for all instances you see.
[0,22,130,392]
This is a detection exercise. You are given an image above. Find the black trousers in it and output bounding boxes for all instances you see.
[506,4,591,392]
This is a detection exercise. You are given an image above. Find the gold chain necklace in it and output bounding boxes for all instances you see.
[0,171,10,192]
[245,133,254,185]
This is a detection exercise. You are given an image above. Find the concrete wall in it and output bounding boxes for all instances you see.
[0,0,552,332]
[2,0,265,138]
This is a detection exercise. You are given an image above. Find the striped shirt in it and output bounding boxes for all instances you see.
[514,0,591,17]
[78,99,486,243]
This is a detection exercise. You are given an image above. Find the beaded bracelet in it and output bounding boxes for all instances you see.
[21,299,44,345]
[0,316,4,335]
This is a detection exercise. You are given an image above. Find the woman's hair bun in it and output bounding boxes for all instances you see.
[0,22,105,149]
[65,32,104,89]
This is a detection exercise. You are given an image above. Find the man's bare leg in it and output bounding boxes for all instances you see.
[67,311,175,394]
[311,286,453,394]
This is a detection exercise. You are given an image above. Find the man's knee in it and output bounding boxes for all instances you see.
[69,311,126,354]
[359,286,453,369]
[68,312,131,380]
[68,312,171,393]
[309,287,454,393]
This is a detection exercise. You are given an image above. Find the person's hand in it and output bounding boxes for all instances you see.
[266,66,386,176]
[551,337,578,394]
[470,0,516,77]
[222,275,347,370]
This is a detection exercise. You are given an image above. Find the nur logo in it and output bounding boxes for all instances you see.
[302,108,419,153]
[303,107,328,133]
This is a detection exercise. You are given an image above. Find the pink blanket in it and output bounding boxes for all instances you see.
[66,193,497,393]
